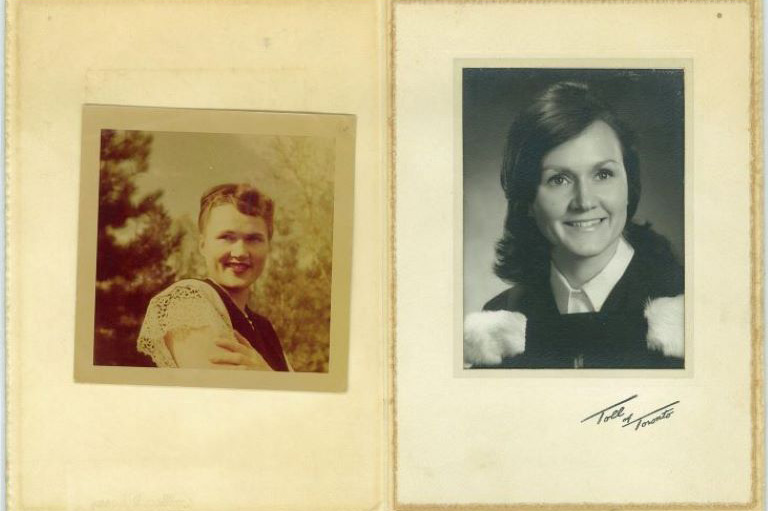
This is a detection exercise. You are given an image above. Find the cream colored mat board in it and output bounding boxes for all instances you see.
[392,0,761,509]
[8,1,385,510]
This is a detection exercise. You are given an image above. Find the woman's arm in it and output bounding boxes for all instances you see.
[207,331,272,370]
[165,327,271,370]
[164,326,229,369]
[138,280,272,370]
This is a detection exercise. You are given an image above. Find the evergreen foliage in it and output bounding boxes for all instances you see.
[93,130,181,366]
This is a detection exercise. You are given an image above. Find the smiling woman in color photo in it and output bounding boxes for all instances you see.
[464,81,685,369]
[137,183,291,371]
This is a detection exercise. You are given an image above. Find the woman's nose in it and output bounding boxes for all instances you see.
[230,239,247,256]
[570,180,597,211]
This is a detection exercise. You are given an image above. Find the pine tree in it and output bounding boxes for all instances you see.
[93,130,181,366]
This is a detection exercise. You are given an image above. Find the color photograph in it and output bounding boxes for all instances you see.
[74,107,354,390]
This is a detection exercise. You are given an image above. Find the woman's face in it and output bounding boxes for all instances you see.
[531,120,629,266]
[199,203,270,293]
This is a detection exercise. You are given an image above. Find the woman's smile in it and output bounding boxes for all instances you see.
[563,217,607,230]
[223,259,252,274]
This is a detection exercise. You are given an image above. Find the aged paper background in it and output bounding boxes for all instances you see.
[8,1,385,510]
[394,0,759,508]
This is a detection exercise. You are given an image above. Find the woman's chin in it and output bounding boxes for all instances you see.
[210,273,255,291]
[557,241,616,262]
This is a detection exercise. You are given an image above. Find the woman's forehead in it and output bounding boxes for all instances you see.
[541,121,623,171]
[203,203,268,233]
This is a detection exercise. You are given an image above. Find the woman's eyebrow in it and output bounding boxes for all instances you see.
[542,159,620,172]
[541,165,567,172]
[592,159,620,168]
[541,165,574,174]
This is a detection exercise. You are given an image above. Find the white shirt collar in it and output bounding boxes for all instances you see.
[550,237,635,314]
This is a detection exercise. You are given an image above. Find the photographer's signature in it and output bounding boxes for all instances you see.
[581,395,678,431]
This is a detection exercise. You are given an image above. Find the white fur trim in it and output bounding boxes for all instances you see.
[463,311,527,367]
[645,294,685,358]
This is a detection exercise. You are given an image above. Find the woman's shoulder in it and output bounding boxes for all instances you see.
[146,279,231,325]
[151,279,222,303]
[625,224,684,296]
[154,278,213,294]
[138,279,230,367]
[483,284,526,312]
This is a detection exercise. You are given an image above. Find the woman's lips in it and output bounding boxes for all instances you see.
[563,218,606,230]
[224,261,251,273]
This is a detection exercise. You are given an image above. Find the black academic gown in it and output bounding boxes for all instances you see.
[482,244,684,369]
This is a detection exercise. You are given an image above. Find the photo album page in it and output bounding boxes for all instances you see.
[6,1,763,510]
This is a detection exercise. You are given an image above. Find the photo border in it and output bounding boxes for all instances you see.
[74,105,355,392]
[454,58,693,378]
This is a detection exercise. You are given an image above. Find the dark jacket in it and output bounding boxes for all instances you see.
[205,279,290,371]
[482,231,684,369]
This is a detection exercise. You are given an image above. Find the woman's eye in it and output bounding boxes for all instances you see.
[245,235,264,243]
[219,234,237,242]
[546,174,569,186]
[596,168,614,180]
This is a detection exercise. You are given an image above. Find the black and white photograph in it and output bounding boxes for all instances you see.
[462,67,686,370]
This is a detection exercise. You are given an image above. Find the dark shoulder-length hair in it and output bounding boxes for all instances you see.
[494,81,642,286]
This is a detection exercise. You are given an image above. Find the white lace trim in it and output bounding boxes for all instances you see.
[136,279,233,367]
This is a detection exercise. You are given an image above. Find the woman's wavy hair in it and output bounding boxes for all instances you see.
[198,183,275,239]
[494,81,642,286]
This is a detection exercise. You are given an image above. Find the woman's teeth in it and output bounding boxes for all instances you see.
[565,218,604,228]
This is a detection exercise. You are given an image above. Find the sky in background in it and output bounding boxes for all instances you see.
[137,131,286,224]
[128,130,333,233]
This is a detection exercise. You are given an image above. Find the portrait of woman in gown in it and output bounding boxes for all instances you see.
[137,183,291,371]
[463,78,685,369]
